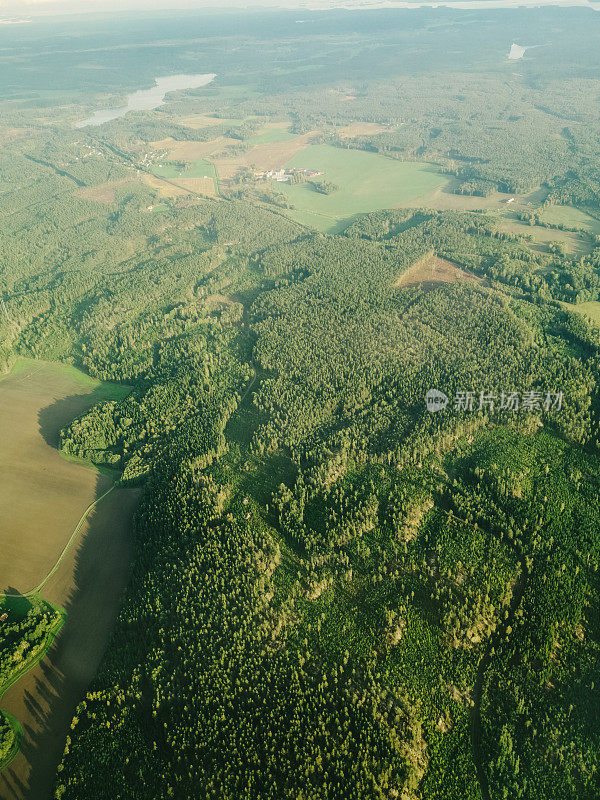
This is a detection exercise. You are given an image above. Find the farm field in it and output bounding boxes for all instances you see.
[153,158,217,181]
[0,487,138,800]
[0,359,138,799]
[179,114,245,129]
[152,157,218,195]
[0,359,129,593]
[162,131,321,189]
[142,173,191,198]
[275,144,448,231]
[235,131,318,172]
[151,137,237,161]
[335,121,391,138]
[247,127,295,146]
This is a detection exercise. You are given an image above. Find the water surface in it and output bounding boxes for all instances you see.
[508,43,527,59]
[76,72,216,128]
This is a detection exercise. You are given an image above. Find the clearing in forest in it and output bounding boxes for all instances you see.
[75,179,133,204]
[538,205,600,234]
[335,121,390,138]
[563,300,600,327]
[274,144,448,232]
[395,252,482,288]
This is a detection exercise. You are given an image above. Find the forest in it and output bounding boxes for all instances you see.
[0,5,599,800]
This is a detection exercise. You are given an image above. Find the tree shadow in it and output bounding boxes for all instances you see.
[37,385,119,449]
[0,590,32,617]
[1,391,140,800]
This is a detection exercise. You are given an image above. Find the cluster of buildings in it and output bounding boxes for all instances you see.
[139,149,169,169]
[256,167,324,183]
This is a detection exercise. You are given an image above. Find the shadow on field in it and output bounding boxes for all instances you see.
[0,393,140,800]
[0,590,31,616]
[37,385,116,449]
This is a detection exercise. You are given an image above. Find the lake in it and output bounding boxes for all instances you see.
[76,72,216,128]
[508,43,528,59]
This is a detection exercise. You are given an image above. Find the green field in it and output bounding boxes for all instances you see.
[276,144,448,231]
[153,158,217,181]
[247,128,295,146]
[539,205,600,233]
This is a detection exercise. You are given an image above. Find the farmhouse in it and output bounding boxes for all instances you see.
[257,167,325,183]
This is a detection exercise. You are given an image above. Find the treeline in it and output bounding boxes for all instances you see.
[0,600,63,765]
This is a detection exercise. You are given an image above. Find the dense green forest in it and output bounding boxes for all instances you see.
[0,5,600,800]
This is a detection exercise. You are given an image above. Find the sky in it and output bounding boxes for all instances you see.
[3,0,311,15]
[0,0,284,17]
[0,0,595,18]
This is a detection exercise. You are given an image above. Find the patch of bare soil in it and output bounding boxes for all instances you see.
[395,252,482,289]
[337,122,389,138]
[75,179,131,204]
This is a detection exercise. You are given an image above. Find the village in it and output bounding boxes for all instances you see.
[256,167,325,183]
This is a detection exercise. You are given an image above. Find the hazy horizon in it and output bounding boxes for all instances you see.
[1,0,598,20]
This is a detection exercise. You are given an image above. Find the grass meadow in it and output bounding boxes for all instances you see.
[153,158,217,181]
[539,205,600,233]
[564,300,600,327]
[275,144,448,231]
